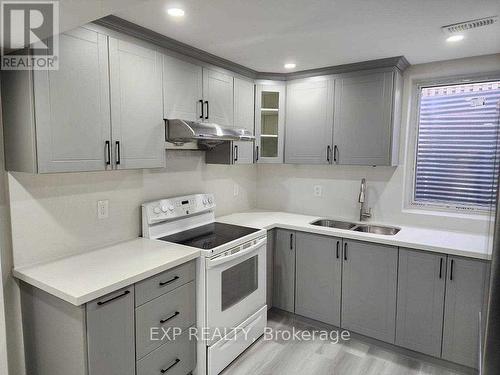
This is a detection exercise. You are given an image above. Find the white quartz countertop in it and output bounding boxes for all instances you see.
[218,211,492,261]
[13,238,200,306]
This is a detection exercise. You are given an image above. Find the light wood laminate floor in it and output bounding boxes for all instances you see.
[222,309,472,375]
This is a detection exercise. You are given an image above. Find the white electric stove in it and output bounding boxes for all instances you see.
[142,194,268,375]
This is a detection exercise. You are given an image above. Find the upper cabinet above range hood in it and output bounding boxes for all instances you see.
[165,119,254,148]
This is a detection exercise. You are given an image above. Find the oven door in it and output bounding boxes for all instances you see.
[205,236,266,344]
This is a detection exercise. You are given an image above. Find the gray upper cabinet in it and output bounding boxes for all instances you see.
[2,27,112,173]
[109,37,165,169]
[273,229,296,313]
[163,54,203,121]
[285,78,335,164]
[202,68,234,127]
[233,77,255,164]
[341,239,398,343]
[86,287,135,375]
[1,28,166,173]
[396,248,446,357]
[442,256,488,369]
[295,232,341,326]
[333,69,401,166]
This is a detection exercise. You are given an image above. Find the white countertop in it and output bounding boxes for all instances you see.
[13,238,200,306]
[218,211,493,261]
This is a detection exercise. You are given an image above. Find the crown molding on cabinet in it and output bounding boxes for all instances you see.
[94,15,410,81]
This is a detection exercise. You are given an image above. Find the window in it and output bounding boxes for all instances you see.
[412,80,500,211]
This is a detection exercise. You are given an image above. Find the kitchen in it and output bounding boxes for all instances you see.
[0,1,499,375]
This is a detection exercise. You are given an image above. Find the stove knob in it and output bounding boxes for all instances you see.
[161,205,168,213]
[168,205,175,212]
[202,198,208,205]
[153,206,161,214]
[208,197,213,204]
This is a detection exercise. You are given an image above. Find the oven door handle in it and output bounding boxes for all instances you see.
[206,237,266,268]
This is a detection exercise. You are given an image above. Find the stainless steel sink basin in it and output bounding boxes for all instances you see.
[311,219,356,230]
[311,219,401,235]
[353,225,401,235]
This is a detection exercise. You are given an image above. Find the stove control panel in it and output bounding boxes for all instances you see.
[142,194,215,224]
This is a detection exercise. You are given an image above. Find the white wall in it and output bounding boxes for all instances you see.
[8,151,256,268]
[257,53,500,235]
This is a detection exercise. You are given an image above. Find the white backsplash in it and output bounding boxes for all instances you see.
[8,150,257,267]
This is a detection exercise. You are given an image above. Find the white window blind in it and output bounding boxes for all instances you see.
[414,80,500,209]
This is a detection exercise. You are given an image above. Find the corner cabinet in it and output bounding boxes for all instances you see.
[285,78,335,164]
[1,27,166,173]
[273,229,296,312]
[255,83,286,163]
[332,69,402,166]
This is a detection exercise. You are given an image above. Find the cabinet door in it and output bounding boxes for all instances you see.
[396,249,446,357]
[295,233,341,326]
[285,79,334,164]
[109,38,165,169]
[255,83,286,163]
[442,257,488,369]
[273,229,295,312]
[86,287,135,375]
[266,230,275,308]
[202,68,233,127]
[233,77,255,164]
[33,27,111,173]
[163,54,203,121]
[333,71,394,165]
[341,240,398,343]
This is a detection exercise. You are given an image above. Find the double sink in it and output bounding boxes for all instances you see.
[311,219,401,236]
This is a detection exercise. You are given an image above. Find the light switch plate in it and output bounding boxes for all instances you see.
[97,200,109,219]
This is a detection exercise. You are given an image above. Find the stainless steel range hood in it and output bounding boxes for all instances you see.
[165,119,254,148]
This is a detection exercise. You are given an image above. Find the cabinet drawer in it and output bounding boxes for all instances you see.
[135,261,195,306]
[136,330,196,375]
[136,281,196,359]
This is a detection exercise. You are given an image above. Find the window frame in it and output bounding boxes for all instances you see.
[406,72,500,215]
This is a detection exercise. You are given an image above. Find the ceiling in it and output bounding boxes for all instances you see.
[115,0,500,73]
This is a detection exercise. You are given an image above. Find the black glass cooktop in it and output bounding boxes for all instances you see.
[159,222,260,250]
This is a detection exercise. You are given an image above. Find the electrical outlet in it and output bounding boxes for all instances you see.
[314,185,323,197]
[233,184,239,197]
[97,200,109,219]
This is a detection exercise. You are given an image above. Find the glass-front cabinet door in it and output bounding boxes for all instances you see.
[255,83,286,163]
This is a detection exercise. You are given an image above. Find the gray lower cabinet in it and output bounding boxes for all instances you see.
[295,233,342,326]
[87,287,136,375]
[19,260,196,375]
[136,330,196,375]
[442,256,488,368]
[396,248,446,357]
[273,229,296,312]
[341,239,398,343]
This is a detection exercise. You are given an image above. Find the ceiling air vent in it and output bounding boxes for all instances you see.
[441,16,498,34]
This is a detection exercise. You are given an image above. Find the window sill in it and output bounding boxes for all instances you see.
[402,206,494,222]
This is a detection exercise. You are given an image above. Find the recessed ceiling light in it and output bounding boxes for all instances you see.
[167,8,185,17]
[284,63,296,69]
[446,34,464,42]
